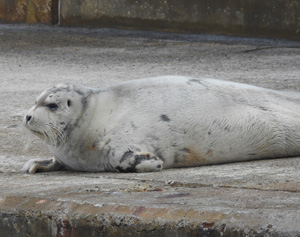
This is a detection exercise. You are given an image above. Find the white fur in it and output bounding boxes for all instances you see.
[23,76,300,173]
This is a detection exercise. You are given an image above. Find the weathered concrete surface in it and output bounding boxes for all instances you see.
[0,0,58,24]
[0,24,300,236]
[60,0,300,40]
[1,0,300,39]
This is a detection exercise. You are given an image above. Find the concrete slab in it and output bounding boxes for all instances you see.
[0,24,300,236]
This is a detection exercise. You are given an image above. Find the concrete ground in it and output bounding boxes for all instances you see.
[0,24,300,236]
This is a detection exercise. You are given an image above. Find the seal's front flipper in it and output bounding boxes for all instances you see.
[22,157,62,174]
[115,150,163,172]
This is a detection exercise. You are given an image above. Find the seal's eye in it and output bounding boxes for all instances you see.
[67,100,71,107]
[45,103,58,111]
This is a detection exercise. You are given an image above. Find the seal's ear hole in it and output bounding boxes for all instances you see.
[67,100,71,107]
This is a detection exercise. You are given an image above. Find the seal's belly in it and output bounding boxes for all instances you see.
[117,105,300,168]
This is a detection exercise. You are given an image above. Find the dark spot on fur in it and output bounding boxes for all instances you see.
[135,154,151,161]
[120,150,134,163]
[117,154,147,173]
[160,114,170,122]
[67,100,71,107]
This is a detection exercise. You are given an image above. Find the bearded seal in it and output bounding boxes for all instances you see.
[22,76,300,173]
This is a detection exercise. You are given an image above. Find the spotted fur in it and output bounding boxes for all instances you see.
[23,76,300,173]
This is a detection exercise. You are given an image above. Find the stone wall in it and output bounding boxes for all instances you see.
[59,0,300,40]
[0,0,300,40]
[0,0,58,24]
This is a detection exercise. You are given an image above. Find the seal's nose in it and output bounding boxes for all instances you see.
[26,115,32,123]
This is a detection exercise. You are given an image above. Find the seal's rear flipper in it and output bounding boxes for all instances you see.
[22,157,62,174]
[115,150,163,172]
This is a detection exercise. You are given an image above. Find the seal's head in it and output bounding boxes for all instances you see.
[24,83,91,146]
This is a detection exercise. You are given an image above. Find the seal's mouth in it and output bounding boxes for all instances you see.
[23,119,44,137]
[27,128,45,138]
[31,130,43,135]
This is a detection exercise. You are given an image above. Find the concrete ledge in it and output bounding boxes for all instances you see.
[1,156,300,236]
[60,0,300,40]
[1,25,300,236]
[0,196,230,236]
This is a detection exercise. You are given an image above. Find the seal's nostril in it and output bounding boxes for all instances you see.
[26,115,32,123]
